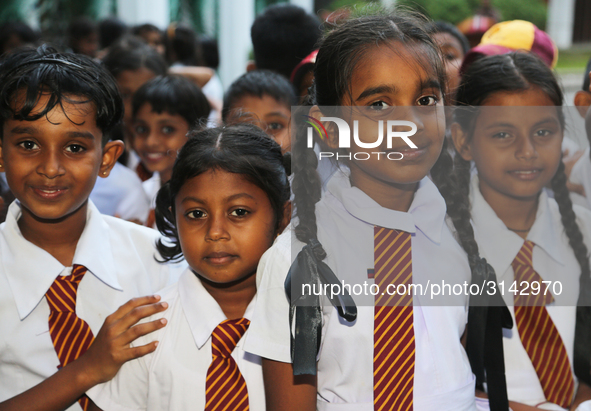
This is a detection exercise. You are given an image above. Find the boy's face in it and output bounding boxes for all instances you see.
[226,94,291,153]
[0,92,122,223]
[132,103,190,183]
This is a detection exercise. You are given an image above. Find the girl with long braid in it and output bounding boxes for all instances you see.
[451,52,591,411]
[245,10,509,411]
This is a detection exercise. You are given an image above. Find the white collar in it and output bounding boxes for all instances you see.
[1,200,122,320]
[178,269,256,349]
[326,169,446,243]
[470,176,564,279]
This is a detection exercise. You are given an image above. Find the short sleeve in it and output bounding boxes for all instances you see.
[244,230,294,363]
[87,353,150,411]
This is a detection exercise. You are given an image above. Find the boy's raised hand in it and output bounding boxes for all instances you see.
[0,295,168,411]
[79,295,168,385]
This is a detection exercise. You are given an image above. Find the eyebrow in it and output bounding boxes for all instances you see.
[483,117,559,130]
[356,85,397,102]
[181,192,256,205]
[265,112,290,119]
[419,79,442,91]
[355,79,441,102]
[65,131,96,140]
[484,122,517,130]
[9,125,38,135]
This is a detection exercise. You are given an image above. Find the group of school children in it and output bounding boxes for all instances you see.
[1,3,591,411]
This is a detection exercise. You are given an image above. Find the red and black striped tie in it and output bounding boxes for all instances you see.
[45,264,95,410]
[373,227,414,411]
[512,240,574,408]
[205,318,251,411]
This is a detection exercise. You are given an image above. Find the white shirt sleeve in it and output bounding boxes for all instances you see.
[244,231,293,363]
[87,351,150,411]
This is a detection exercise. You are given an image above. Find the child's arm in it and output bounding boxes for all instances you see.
[0,295,167,411]
[262,359,317,411]
[168,66,214,88]
[571,381,591,411]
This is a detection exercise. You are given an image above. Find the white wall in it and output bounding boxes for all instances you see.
[547,0,575,49]
[218,0,255,88]
[116,0,170,29]
[290,0,314,12]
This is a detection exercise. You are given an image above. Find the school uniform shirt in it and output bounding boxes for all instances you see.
[90,162,151,223]
[87,268,264,411]
[142,172,161,210]
[469,175,591,409]
[245,168,477,411]
[142,172,161,229]
[569,148,591,210]
[0,200,186,410]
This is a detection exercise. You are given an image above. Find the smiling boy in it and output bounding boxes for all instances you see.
[0,46,184,411]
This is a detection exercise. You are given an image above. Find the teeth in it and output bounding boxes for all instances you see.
[146,153,164,160]
[514,170,537,174]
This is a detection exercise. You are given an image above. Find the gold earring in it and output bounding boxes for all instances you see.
[102,171,107,175]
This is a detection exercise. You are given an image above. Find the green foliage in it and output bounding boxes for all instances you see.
[325,0,377,12]
[493,0,547,29]
[397,0,547,28]
[397,0,471,24]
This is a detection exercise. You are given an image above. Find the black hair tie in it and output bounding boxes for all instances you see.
[284,239,357,375]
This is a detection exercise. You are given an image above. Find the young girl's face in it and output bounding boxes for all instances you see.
[333,42,445,206]
[174,169,278,288]
[454,86,563,205]
[132,103,189,183]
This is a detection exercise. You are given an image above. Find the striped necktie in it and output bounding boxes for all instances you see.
[45,264,95,411]
[512,240,574,408]
[205,318,251,411]
[374,227,414,411]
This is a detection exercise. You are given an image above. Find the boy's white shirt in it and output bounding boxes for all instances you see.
[88,268,264,411]
[245,169,477,410]
[0,200,186,410]
[470,175,591,409]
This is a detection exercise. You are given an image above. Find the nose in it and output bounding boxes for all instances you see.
[37,148,65,179]
[515,135,538,160]
[145,130,160,148]
[205,213,230,242]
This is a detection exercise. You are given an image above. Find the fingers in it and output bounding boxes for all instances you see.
[115,301,168,332]
[104,295,162,323]
[119,318,168,346]
[123,341,161,361]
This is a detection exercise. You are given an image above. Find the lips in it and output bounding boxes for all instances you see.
[388,142,430,161]
[143,152,166,162]
[204,251,238,265]
[31,185,68,200]
[508,169,542,181]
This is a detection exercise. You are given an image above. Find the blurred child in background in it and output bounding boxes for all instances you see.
[223,70,296,153]
[131,75,210,227]
[249,4,322,79]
